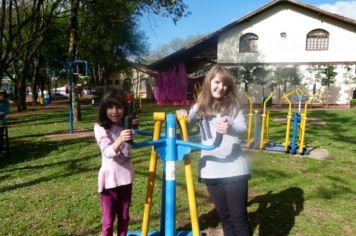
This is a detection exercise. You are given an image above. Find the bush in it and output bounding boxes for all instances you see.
[351,99,356,107]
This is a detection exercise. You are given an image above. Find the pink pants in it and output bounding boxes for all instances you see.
[100,184,132,236]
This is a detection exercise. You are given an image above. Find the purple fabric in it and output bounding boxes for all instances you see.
[178,62,188,101]
[154,62,188,105]
[100,184,132,236]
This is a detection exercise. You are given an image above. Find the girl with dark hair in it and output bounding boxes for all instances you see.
[94,88,138,236]
[177,65,251,236]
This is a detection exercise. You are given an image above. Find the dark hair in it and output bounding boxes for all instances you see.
[97,88,127,129]
[0,89,7,98]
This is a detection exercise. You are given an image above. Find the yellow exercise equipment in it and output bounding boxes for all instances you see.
[141,112,165,236]
[176,114,200,236]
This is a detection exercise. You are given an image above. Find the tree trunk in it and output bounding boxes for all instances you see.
[278,86,282,108]
[31,62,40,105]
[68,0,81,122]
[16,77,27,111]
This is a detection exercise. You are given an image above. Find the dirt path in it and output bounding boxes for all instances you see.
[44,129,94,141]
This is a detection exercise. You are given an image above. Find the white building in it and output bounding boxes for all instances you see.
[149,0,356,106]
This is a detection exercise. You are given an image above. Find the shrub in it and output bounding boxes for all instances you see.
[351,99,356,107]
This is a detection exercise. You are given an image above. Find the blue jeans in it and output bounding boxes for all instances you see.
[206,180,251,236]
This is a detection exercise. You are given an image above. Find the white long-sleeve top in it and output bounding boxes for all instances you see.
[94,123,134,193]
[188,104,250,180]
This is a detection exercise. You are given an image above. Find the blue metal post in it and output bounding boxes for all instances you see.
[165,114,177,236]
[290,113,299,154]
[253,112,261,149]
[160,163,166,235]
[68,64,74,134]
[126,112,223,236]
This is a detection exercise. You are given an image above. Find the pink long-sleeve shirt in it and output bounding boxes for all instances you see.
[94,123,134,193]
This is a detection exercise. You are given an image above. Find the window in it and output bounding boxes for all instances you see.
[306,29,329,50]
[239,33,258,52]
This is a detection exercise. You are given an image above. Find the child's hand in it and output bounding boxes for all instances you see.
[215,117,229,134]
[132,118,139,126]
[118,129,133,143]
[176,109,188,117]
[112,129,133,153]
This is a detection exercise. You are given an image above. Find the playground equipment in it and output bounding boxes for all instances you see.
[125,113,222,236]
[48,59,89,133]
[244,88,317,155]
[67,60,89,133]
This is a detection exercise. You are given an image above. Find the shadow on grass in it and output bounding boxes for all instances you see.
[248,187,304,236]
[176,208,220,231]
[8,106,97,128]
[0,135,99,193]
[176,188,304,235]
[0,137,95,168]
[0,162,97,194]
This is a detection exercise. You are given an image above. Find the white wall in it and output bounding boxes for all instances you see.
[218,4,356,64]
[217,4,356,104]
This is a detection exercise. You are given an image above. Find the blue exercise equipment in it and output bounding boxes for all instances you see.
[125,113,222,236]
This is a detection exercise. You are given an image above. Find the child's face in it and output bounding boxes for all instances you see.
[210,74,227,100]
[106,105,124,125]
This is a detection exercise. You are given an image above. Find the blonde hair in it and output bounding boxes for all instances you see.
[196,65,240,118]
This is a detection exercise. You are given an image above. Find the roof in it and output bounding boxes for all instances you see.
[149,34,218,73]
[148,0,356,72]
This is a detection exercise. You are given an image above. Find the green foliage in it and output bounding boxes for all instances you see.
[320,64,337,88]
[1,0,190,111]
[144,34,205,63]
[1,103,355,235]
[350,99,356,106]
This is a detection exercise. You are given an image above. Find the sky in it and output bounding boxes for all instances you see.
[139,0,356,52]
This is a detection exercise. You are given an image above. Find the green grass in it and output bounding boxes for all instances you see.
[0,102,355,235]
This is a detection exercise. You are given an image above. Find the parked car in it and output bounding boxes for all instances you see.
[82,87,94,95]
[51,93,68,100]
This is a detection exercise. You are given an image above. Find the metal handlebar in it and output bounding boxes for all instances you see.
[125,114,223,160]
[175,132,223,151]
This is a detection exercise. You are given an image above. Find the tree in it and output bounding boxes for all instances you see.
[2,0,189,113]
[272,67,285,106]
[320,64,337,107]
[272,66,300,106]
[343,65,356,108]
[238,64,256,92]
[144,34,205,63]
[67,0,82,121]
[253,66,269,98]
[8,0,63,111]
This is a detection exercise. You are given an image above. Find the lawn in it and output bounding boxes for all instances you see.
[0,101,355,236]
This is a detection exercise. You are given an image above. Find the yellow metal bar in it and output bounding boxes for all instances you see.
[177,114,200,236]
[266,111,270,142]
[296,87,304,96]
[298,95,314,154]
[244,92,253,147]
[141,112,165,236]
[282,90,295,152]
[259,92,273,149]
[303,95,314,115]
[299,113,307,154]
